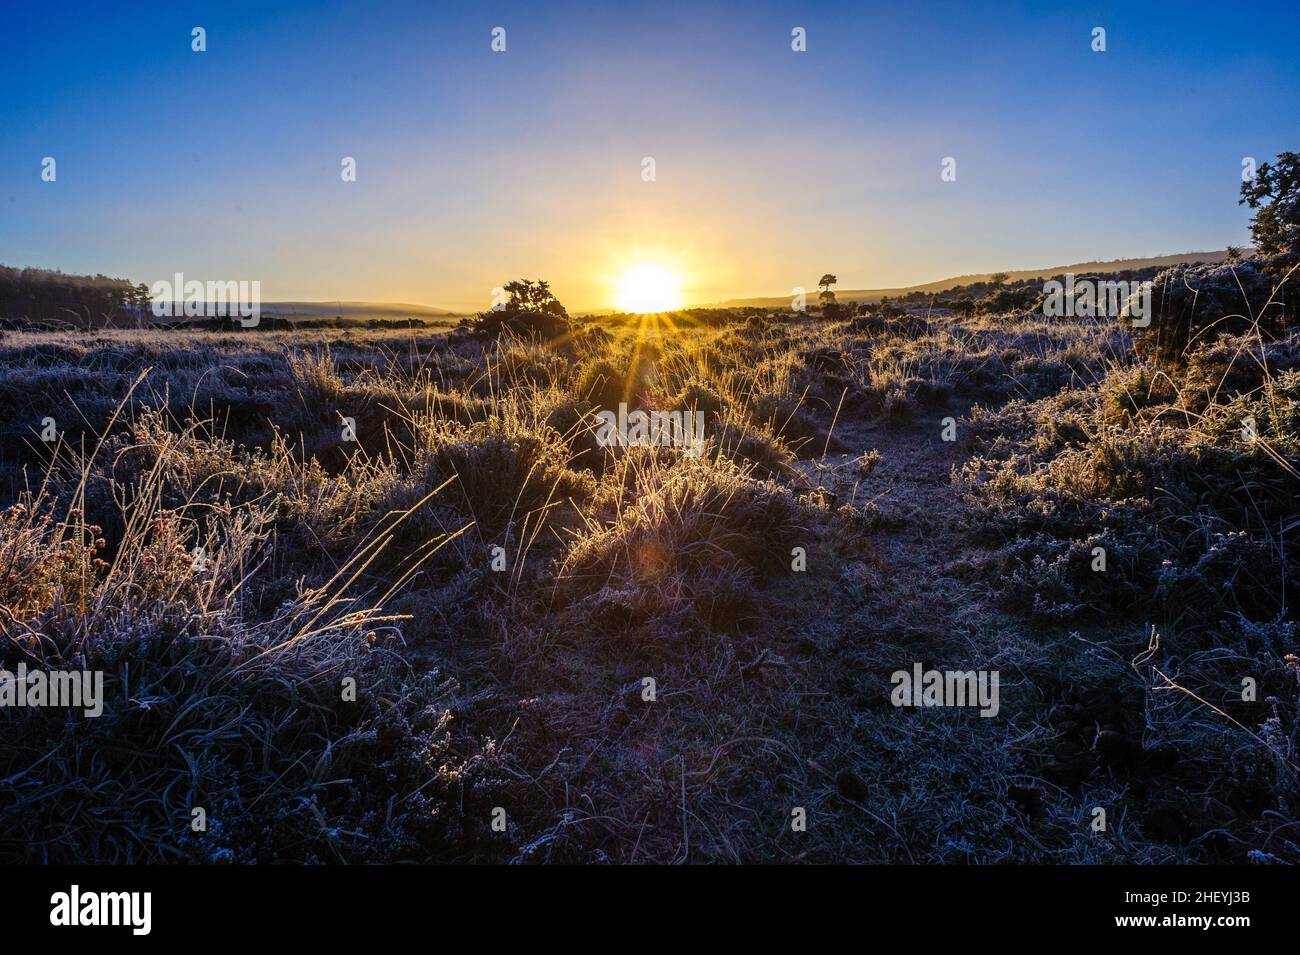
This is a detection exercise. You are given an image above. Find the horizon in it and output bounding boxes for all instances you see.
[1,246,1240,316]
[2,1,1298,311]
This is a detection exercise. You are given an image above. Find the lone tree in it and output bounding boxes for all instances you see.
[503,279,569,319]
[988,272,1010,288]
[818,273,845,320]
[465,278,571,339]
[1240,151,1300,257]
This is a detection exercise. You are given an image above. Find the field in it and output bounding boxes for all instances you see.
[0,263,1297,864]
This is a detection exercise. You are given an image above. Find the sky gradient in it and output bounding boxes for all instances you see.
[2,1,1299,311]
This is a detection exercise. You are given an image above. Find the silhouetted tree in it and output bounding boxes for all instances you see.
[818,273,845,320]
[504,279,569,319]
[1240,151,1300,257]
[464,278,571,340]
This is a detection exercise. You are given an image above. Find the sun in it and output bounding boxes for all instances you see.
[615,263,683,313]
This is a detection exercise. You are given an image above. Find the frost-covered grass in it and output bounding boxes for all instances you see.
[1,267,1296,862]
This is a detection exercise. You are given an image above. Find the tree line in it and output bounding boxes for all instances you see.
[0,265,150,325]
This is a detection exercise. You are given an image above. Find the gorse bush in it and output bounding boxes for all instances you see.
[1136,259,1288,365]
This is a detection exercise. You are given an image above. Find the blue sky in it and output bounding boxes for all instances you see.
[1,0,1297,310]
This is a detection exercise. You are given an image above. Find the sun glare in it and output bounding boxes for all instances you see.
[615,263,683,313]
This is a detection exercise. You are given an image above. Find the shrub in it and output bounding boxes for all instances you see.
[461,279,572,341]
[1136,260,1284,365]
[572,357,632,411]
[463,308,571,341]
[421,419,596,540]
[556,457,810,631]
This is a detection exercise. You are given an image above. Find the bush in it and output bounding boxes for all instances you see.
[421,419,596,540]
[556,457,809,632]
[463,308,571,342]
[572,357,632,411]
[1136,259,1284,365]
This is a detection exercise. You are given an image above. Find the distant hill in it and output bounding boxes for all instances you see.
[699,250,1240,309]
[258,301,462,323]
[0,265,466,328]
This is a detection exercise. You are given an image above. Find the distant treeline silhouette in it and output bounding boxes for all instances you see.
[0,265,450,331]
[0,264,149,326]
